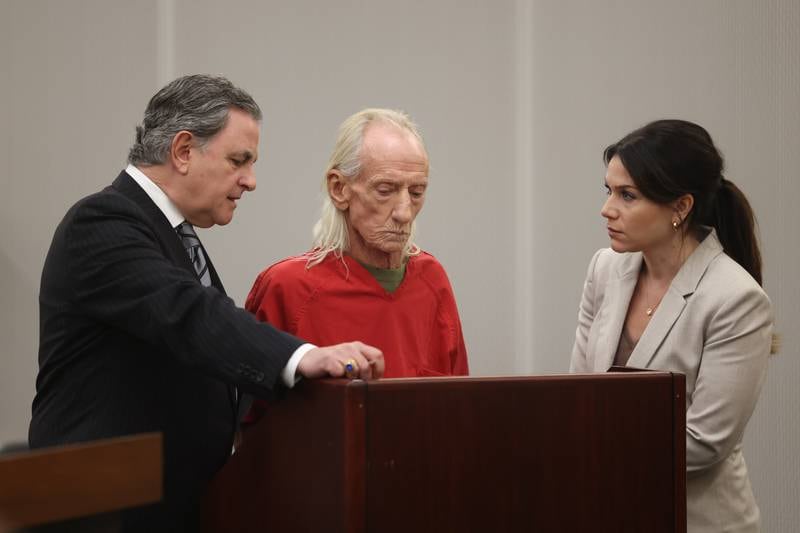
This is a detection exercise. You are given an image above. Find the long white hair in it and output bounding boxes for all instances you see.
[307,108,426,267]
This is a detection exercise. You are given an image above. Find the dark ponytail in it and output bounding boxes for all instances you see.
[708,178,763,285]
[605,119,764,286]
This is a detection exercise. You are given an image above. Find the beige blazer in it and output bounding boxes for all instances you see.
[570,229,772,533]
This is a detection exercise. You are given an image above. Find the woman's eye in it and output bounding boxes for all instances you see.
[621,190,636,201]
[604,186,611,196]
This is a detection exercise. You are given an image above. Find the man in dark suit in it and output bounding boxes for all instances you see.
[29,74,384,531]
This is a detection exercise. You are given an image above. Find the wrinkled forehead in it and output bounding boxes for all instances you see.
[361,122,428,166]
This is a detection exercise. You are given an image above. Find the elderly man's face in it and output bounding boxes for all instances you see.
[333,122,429,269]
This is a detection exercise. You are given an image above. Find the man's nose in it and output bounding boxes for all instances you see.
[392,193,414,224]
[240,168,256,192]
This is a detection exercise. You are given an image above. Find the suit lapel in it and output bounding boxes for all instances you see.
[112,172,197,276]
[594,253,640,371]
[113,171,236,414]
[113,171,227,295]
[627,229,724,368]
[200,243,226,294]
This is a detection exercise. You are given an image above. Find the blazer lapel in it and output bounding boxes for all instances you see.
[201,243,226,295]
[113,171,227,295]
[626,288,686,369]
[112,172,197,275]
[627,228,724,368]
[113,171,236,413]
[594,253,641,371]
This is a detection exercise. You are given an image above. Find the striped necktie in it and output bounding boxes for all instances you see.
[176,222,212,287]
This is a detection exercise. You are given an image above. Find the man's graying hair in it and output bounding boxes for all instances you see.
[128,74,261,166]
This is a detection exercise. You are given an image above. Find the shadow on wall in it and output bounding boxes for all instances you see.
[0,441,28,454]
[0,244,40,449]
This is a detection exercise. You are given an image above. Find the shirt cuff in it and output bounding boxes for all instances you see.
[282,343,315,388]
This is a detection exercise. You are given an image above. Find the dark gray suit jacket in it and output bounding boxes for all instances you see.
[30,171,304,531]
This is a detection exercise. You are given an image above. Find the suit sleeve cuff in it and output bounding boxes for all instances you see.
[282,343,315,388]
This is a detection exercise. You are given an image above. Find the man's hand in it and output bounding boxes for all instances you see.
[297,342,385,380]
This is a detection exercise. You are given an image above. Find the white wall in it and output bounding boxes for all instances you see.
[1,0,798,530]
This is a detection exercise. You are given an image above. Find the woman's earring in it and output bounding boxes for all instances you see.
[672,219,679,231]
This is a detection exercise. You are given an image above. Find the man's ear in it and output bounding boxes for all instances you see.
[170,131,194,175]
[672,193,695,225]
[327,171,350,210]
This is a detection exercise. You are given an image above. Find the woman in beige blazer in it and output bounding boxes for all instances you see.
[570,120,773,533]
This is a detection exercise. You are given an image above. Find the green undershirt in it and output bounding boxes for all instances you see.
[357,260,407,293]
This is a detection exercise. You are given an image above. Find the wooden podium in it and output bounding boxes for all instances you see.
[205,372,686,533]
[0,433,162,532]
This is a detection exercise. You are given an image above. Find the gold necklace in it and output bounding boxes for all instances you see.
[641,240,696,317]
[641,274,664,317]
